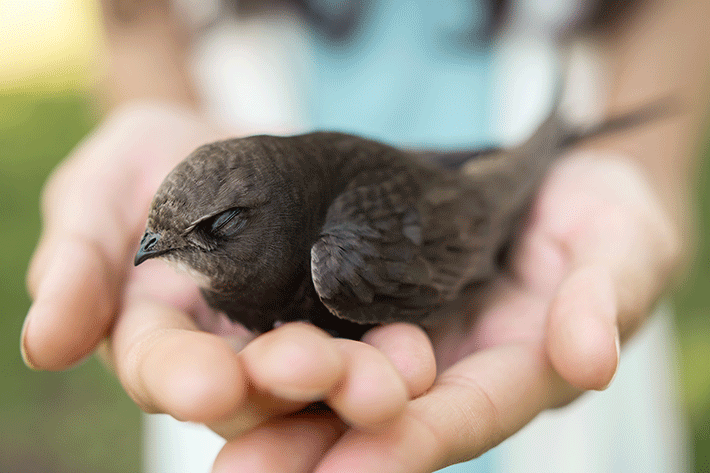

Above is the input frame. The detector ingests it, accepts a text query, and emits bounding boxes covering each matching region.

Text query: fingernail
[20,307,39,370]
[601,328,621,390]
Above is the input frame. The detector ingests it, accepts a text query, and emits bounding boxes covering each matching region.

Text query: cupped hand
[23,101,223,370]
[22,102,436,452]
[210,152,680,473]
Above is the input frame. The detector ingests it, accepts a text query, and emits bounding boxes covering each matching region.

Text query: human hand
[22,102,436,451]
[210,152,680,473]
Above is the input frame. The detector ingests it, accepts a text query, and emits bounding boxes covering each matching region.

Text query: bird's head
[134,137,305,293]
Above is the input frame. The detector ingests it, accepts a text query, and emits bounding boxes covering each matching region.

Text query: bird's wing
[310,174,444,324]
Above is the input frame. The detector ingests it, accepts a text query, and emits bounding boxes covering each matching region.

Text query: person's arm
[587,0,709,252]
[97,0,198,109]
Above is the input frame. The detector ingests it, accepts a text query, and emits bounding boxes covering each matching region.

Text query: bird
[134,98,672,339]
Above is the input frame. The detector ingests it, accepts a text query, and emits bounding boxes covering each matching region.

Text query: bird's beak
[134,231,167,266]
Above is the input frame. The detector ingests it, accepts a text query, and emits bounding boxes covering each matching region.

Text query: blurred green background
[0,1,708,472]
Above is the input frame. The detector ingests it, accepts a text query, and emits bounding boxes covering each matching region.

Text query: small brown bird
[134,100,670,339]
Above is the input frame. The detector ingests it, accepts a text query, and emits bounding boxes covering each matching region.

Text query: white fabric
[143,414,225,473]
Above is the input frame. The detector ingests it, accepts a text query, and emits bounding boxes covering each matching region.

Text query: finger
[238,323,413,435]
[525,157,679,389]
[206,390,308,440]
[23,104,223,371]
[22,235,121,370]
[212,323,346,439]
[27,155,135,295]
[567,198,676,339]
[212,414,346,473]
[546,265,620,391]
[240,323,346,402]
[315,343,574,473]
[110,277,248,424]
[26,228,57,297]
[326,339,408,431]
[23,161,135,370]
[540,156,679,338]
[361,323,437,398]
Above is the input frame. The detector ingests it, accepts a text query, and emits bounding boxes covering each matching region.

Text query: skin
[21,0,709,471]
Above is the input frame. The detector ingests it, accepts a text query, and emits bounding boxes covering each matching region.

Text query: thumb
[22,157,134,370]
[546,265,620,391]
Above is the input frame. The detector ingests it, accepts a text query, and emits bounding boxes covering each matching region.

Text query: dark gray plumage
[134,99,671,339]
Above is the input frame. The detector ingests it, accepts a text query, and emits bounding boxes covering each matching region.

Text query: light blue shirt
[304,0,494,149]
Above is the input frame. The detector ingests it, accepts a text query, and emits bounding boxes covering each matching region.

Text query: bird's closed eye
[201,207,247,238]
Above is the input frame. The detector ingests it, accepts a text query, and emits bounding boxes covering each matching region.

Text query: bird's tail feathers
[560,94,680,147]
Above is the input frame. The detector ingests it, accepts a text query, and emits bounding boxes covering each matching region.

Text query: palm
[431,155,617,369]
